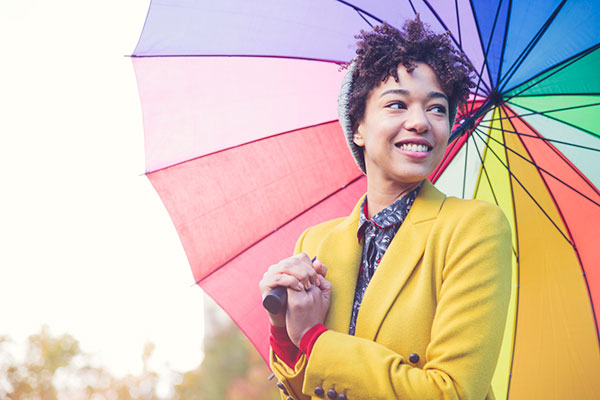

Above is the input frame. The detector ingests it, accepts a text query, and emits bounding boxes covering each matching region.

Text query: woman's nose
[404,107,430,134]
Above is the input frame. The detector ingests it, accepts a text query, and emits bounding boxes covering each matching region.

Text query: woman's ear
[353,125,365,147]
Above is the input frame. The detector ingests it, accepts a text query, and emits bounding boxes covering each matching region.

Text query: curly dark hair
[348,18,475,135]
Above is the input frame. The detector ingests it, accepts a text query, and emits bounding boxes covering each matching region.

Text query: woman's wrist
[299,323,328,358]
[269,313,286,327]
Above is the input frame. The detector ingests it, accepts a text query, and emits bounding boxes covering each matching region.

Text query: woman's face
[354,62,450,189]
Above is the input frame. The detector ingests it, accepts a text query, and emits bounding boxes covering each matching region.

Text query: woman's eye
[429,105,447,114]
[387,102,406,110]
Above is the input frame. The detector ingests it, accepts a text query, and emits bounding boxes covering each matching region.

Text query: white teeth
[399,143,430,152]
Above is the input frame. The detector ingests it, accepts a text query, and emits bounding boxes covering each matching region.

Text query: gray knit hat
[337,61,366,174]
[337,60,459,175]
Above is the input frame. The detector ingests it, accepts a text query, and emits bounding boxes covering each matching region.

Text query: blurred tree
[0,326,161,400]
[172,296,280,400]
[0,300,281,399]
[2,325,79,400]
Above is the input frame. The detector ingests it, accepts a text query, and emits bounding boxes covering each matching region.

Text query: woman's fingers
[312,259,328,279]
[259,273,303,297]
[318,276,332,303]
[260,253,328,298]
[268,253,319,290]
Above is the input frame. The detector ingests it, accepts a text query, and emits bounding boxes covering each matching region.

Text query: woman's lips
[395,142,432,158]
[396,143,431,152]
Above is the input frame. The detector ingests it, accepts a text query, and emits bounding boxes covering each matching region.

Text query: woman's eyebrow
[380,89,448,102]
[428,91,449,102]
[380,89,409,97]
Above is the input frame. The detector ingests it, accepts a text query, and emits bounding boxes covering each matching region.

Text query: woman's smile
[395,138,434,158]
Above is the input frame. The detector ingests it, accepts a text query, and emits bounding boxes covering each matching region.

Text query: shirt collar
[357,182,422,240]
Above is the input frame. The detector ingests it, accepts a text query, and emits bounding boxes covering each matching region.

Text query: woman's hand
[259,253,327,327]
[286,275,332,346]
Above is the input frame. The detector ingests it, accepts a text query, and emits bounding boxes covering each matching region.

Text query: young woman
[259,18,512,400]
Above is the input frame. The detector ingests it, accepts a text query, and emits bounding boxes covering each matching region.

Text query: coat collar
[321,180,447,338]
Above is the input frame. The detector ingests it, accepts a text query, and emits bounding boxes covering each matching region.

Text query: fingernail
[316,278,321,287]
[296,283,303,291]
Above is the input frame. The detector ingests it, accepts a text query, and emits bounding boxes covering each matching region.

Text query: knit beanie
[337,61,365,174]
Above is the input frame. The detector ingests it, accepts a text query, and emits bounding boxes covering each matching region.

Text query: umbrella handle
[262,286,287,314]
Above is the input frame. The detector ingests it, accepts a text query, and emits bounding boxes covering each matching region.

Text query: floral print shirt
[349,183,421,335]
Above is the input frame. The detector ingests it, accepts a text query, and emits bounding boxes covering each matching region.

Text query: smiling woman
[260,19,512,400]
[352,63,451,209]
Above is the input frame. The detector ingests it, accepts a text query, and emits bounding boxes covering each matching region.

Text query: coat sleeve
[269,227,312,400]
[302,202,512,400]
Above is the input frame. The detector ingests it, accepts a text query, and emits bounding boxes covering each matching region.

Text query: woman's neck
[365,178,423,219]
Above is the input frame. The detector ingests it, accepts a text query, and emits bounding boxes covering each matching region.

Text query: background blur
[0,1,277,398]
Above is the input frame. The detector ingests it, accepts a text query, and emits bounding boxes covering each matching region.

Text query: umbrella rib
[498,112,521,398]
[472,128,573,245]
[469,128,500,207]
[468,0,506,115]
[481,102,600,155]
[407,0,417,15]
[509,92,600,97]
[468,128,519,258]
[195,175,366,285]
[503,102,600,141]
[502,43,600,101]
[333,1,384,25]
[420,0,492,94]
[354,8,374,28]
[462,137,468,199]
[495,0,512,86]
[476,123,600,153]
[497,0,567,92]
[476,128,600,208]
[454,0,462,48]
[479,101,600,124]
[145,120,340,174]
[130,53,348,65]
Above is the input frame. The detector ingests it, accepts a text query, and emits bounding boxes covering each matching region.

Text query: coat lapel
[320,195,364,333]
[354,180,446,340]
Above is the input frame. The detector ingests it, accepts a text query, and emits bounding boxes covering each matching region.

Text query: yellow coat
[270,180,512,400]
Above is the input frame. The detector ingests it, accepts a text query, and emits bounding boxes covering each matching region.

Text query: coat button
[327,388,337,399]
[276,382,289,395]
[337,394,347,400]
[409,353,420,363]
[314,386,325,397]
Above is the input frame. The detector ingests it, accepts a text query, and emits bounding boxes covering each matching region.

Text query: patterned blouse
[348,183,421,335]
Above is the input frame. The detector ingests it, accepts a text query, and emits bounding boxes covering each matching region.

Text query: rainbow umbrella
[131,1,600,398]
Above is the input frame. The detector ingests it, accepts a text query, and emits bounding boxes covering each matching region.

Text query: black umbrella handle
[262,286,287,314]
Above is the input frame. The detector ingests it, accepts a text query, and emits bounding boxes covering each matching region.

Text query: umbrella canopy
[131,1,600,398]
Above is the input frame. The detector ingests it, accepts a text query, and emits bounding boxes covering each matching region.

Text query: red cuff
[299,323,328,359]
[269,325,299,369]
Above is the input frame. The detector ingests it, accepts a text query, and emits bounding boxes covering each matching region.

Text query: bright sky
[0,0,205,381]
